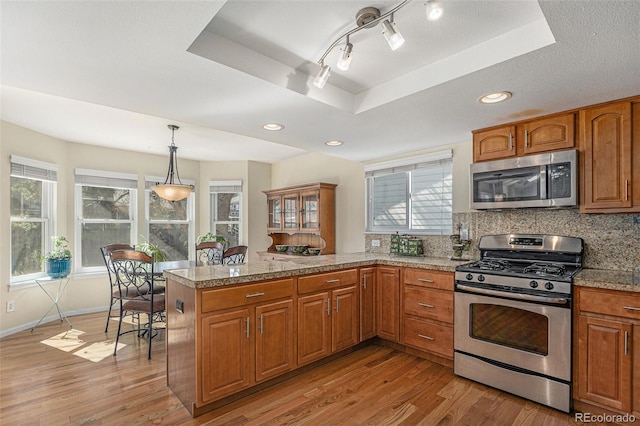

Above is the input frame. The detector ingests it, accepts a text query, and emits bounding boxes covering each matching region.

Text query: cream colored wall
[271,152,366,253]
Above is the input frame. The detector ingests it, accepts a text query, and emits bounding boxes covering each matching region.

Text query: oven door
[454,287,571,381]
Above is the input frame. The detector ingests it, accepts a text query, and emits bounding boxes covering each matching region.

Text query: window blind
[76,168,138,189]
[10,155,58,182]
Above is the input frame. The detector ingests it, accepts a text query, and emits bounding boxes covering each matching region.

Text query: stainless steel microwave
[470,149,577,210]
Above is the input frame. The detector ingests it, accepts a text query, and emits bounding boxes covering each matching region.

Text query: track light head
[336,42,353,71]
[381,18,405,51]
[313,64,331,88]
[426,0,444,21]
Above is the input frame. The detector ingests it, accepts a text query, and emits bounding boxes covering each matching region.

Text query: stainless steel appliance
[470,149,577,210]
[454,234,583,413]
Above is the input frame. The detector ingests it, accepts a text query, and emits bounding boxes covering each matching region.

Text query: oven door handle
[456,284,569,305]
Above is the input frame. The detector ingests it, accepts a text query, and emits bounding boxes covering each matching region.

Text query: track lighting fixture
[312,0,443,89]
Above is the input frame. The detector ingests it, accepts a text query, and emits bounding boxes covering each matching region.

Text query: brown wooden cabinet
[473,113,575,162]
[376,266,400,342]
[264,182,337,254]
[198,278,295,405]
[401,268,454,362]
[297,269,359,366]
[359,267,376,342]
[580,100,639,213]
[574,286,639,416]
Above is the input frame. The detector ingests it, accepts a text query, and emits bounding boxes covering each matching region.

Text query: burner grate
[523,263,567,276]
[471,259,510,271]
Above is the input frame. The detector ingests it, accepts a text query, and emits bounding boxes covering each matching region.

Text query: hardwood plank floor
[0,312,603,425]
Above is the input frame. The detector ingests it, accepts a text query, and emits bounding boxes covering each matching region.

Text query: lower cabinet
[574,286,639,416]
[401,268,454,361]
[376,266,400,342]
[198,279,295,406]
[297,269,359,366]
[359,267,376,341]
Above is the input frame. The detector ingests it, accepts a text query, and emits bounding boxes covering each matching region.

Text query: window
[145,177,195,261]
[210,181,242,247]
[75,169,137,271]
[10,156,57,282]
[366,150,453,235]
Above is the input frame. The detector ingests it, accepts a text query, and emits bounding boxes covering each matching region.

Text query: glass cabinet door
[301,191,319,230]
[283,194,299,229]
[268,196,282,230]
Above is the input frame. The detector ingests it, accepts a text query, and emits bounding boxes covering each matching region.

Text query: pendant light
[152,125,194,202]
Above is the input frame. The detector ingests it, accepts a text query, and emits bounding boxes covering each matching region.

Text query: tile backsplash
[365,209,640,271]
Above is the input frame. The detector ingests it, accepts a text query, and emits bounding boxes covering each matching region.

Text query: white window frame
[75,168,138,274]
[209,180,243,247]
[144,176,195,261]
[9,155,57,286]
[365,150,453,235]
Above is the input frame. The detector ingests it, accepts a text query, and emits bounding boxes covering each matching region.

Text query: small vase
[46,258,72,278]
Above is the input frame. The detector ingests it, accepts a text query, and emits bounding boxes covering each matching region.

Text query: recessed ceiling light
[325,140,343,146]
[262,123,284,131]
[478,91,512,104]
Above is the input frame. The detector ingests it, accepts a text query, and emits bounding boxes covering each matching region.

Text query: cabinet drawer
[403,286,453,323]
[201,279,294,313]
[403,316,453,358]
[298,269,358,294]
[578,287,640,321]
[403,268,453,291]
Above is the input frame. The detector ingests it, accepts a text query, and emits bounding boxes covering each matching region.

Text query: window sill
[9,270,106,292]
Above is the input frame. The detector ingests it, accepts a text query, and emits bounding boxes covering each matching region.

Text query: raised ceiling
[1,1,639,163]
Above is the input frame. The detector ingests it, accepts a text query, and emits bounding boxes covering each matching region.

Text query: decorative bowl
[275,245,289,252]
[290,245,308,254]
[307,248,321,256]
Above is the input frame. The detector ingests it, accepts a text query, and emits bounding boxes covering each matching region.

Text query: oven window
[470,303,548,355]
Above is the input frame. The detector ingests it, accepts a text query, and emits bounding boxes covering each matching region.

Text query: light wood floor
[0,312,593,425]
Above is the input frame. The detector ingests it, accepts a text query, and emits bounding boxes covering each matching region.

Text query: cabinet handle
[326,298,331,316]
[418,278,434,283]
[246,292,265,298]
[524,130,529,148]
[509,133,513,150]
[623,306,640,311]
[326,279,340,283]
[418,334,434,341]
[259,314,264,335]
[335,297,339,312]
[246,317,250,338]
[624,331,629,355]
[363,275,367,290]
[418,303,435,308]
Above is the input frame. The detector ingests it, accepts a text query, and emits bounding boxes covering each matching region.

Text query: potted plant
[135,240,169,262]
[196,232,227,247]
[42,235,72,278]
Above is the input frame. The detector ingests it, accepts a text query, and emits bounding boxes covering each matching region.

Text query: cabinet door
[473,125,517,162]
[576,315,632,412]
[200,309,251,404]
[359,268,376,341]
[332,286,359,352]
[297,292,331,366]
[376,266,400,342]
[519,113,575,155]
[283,193,300,230]
[267,195,283,231]
[255,299,294,382]
[581,102,632,211]
[300,190,320,231]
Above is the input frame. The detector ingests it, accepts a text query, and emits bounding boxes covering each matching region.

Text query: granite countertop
[574,268,640,293]
[163,252,640,293]
[163,253,467,289]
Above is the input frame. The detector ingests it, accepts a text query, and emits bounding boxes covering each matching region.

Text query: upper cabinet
[264,182,337,254]
[580,100,639,213]
[473,113,575,162]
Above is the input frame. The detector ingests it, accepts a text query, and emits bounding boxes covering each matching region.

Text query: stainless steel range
[454,234,583,413]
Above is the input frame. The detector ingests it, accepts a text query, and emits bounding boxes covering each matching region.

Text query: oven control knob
[466,274,473,281]
[545,282,554,290]
[529,280,539,288]
[478,275,485,282]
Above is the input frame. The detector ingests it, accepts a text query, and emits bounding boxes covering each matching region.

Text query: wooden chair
[222,245,248,264]
[110,250,166,359]
[195,241,224,266]
[101,243,134,332]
